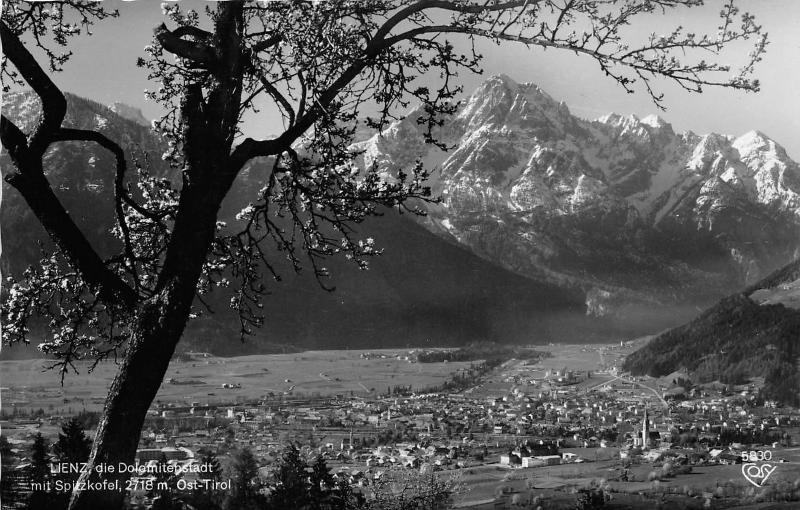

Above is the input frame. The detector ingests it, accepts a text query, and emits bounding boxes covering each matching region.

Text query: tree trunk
[67,298,189,509]
[68,6,246,508]
[68,171,235,510]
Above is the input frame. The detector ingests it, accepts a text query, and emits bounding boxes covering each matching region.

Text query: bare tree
[1,1,767,509]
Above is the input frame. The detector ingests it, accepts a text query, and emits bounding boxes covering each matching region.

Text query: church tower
[642,407,649,449]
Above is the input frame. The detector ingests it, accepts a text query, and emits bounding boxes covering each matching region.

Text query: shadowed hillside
[184,209,648,354]
[623,259,800,405]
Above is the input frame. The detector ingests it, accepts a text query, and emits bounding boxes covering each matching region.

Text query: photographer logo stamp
[741,451,777,487]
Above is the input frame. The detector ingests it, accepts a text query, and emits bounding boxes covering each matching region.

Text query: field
[2,342,650,416]
[466,342,645,400]
[450,454,800,509]
[1,349,472,414]
[751,278,800,309]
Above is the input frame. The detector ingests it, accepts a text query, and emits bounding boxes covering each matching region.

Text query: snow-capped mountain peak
[351,76,800,319]
[732,130,788,161]
[640,114,672,132]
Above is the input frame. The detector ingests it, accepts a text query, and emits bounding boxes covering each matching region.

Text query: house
[718,453,742,465]
[521,457,544,468]
[533,455,561,466]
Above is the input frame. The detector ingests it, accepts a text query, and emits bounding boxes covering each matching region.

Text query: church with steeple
[641,407,649,449]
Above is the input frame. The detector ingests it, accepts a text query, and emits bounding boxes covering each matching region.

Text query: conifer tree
[188,451,224,510]
[28,433,54,510]
[54,418,92,464]
[29,433,50,480]
[268,444,309,509]
[223,447,264,510]
[50,419,92,510]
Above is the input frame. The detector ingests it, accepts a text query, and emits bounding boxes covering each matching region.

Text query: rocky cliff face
[109,102,150,127]
[352,75,800,320]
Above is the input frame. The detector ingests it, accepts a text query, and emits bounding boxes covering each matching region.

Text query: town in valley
[3,341,799,509]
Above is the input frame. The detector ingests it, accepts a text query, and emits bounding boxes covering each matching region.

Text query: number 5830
[741,450,772,462]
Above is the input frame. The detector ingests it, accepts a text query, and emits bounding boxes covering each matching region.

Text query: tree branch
[172,25,213,40]
[229,0,763,168]
[258,75,296,128]
[154,23,216,66]
[0,20,66,157]
[53,128,142,289]
[1,22,139,310]
[4,167,139,309]
[250,33,282,54]
[0,114,28,160]
[373,0,528,42]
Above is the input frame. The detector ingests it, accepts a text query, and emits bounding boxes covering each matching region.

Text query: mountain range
[353,74,800,326]
[0,90,627,358]
[3,76,800,356]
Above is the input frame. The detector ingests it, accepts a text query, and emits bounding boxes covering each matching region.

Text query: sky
[30,0,800,160]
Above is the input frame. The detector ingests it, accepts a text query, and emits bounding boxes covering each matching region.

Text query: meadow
[1,349,472,414]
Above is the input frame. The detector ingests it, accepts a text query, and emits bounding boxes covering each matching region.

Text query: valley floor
[3,341,798,510]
